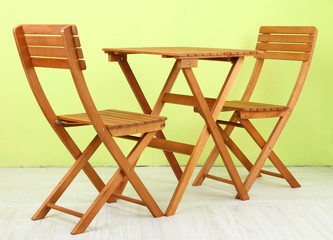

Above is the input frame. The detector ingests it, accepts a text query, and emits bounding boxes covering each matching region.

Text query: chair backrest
[14,24,106,138]
[255,26,317,61]
[242,26,318,110]
[14,24,86,70]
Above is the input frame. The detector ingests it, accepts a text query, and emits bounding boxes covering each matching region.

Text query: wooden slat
[26,36,64,46]
[111,193,146,206]
[260,169,284,178]
[47,203,83,218]
[223,101,289,111]
[239,110,288,119]
[31,57,70,69]
[205,174,233,185]
[258,34,314,43]
[28,47,67,58]
[260,26,316,34]
[109,121,165,137]
[25,35,81,47]
[216,120,243,128]
[119,135,195,155]
[255,52,309,61]
[256,43,312,52]
[22,24,78,35]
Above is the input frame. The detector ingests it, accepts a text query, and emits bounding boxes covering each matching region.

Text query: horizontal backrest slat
[255,52,309,61]
[31,57,86,70]
[31,57,70,69]
[26,35,63,46]
[29,47,66,58]
[256,43,312,52]
[28,46,84,58]
[25,36,81,47]
[258,34,314,43]
[22,24,78,35]
[260,26,316,34]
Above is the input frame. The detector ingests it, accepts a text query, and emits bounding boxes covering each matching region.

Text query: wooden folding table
[103,47,261,216]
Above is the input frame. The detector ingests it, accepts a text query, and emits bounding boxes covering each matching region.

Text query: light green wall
[1,0,332,167]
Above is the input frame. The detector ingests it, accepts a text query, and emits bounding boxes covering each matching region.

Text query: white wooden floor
[0,167,332,240]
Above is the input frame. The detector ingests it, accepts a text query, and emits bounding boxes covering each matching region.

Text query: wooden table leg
[116,57,183,180]
[109,60,183,197]
[183,67,249,200]
[165,57,249,216]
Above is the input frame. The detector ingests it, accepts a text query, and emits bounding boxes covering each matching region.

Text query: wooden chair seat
[58,109,166,136]
[222,101,289,119]
[194,100,289,119]
[223,101,288,112]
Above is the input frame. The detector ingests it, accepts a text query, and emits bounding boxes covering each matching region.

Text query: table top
[103,47,262,59]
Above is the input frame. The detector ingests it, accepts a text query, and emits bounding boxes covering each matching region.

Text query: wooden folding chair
[13,24,166,234]
[193,26,318,197]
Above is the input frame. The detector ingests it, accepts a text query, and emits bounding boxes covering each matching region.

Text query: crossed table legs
[111,55,250,216]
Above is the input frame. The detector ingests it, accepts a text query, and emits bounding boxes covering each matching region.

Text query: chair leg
[54,126,117,202]
[217,125,261,174]
[236,116,291,198]
[193,120,260,186]
[71,170,125,234]
[32,135,101,220]
[192,145,220,186]
[240,119,301,188]
[71,131,163,235]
